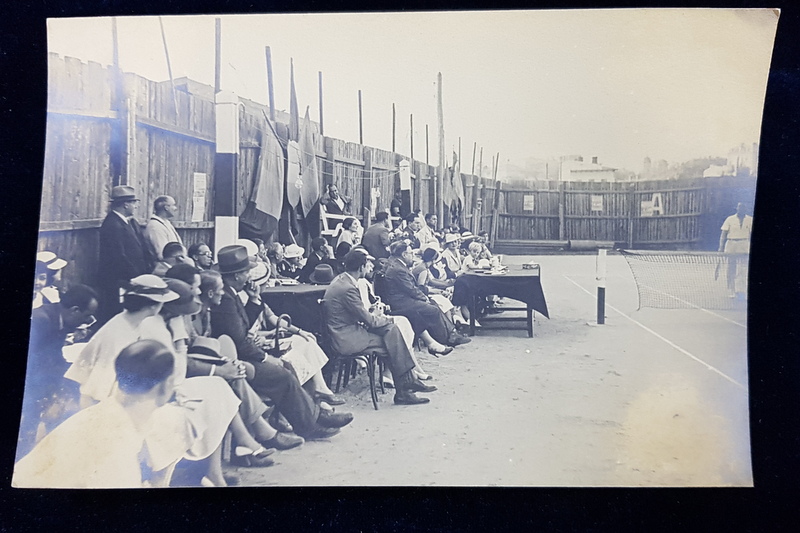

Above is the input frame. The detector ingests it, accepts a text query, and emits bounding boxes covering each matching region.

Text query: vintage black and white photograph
[13,9,778,488]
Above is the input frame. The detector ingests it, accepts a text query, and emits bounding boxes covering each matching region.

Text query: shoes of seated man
[260,432,305,450]
[317,410,354,429]
[394,390,430,405]
[406,379,437,394]
[447,333,472,346]
[268,410,294,434]
[304,426,341,440]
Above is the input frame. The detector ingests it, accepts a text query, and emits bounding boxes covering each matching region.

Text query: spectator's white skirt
[279,336,329,385]
[145,376,240,470]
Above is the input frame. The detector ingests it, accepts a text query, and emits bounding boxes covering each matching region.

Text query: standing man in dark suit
[361,211,392,259]
[209,245,353,440]
[17,284,99,461]
[323,250,437,405]
[96,186,155,324]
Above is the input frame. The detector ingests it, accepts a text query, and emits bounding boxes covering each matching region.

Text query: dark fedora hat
[110,185,139,202]
[309,264,335,284]
[217,244,258,274]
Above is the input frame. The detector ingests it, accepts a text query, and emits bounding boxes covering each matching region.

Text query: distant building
[559,156,618,182]
[701,143,758,178]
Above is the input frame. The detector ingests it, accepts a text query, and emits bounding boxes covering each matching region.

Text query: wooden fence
[495,176,756,249]
[37,53,754,289]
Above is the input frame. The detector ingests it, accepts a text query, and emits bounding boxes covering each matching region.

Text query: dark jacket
[361,223,391,259]
[382,256,429,311]
[209,286,265,363]
[27,303,71,399]
[97,212,154,288]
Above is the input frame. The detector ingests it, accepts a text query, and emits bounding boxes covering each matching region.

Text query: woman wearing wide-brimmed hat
[65,275,245,486]
[32,251,68,309]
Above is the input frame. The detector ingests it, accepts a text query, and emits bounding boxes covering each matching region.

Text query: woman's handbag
[265,314,294,359]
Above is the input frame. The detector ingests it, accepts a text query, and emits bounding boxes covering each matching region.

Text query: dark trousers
[391,300,453,345]
[364,322,416,379]
[246,361,319,438]
[96,281,124,327]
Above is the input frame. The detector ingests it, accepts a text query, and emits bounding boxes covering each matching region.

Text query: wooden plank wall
[38,53,757,295]
[493,177,754,249]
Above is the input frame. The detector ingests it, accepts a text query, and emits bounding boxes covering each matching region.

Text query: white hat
[444,233,459,244]
[284,244,305,259]
[125,274,180,303]
[235,239,259,258]
[249,262,270,286]
[36,251,68,270]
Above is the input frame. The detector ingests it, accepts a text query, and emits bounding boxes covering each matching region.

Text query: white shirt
[721,214,753,241]
[13,398,147,488]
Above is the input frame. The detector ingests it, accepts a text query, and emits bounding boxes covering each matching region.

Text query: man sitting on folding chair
[322,250,437,406]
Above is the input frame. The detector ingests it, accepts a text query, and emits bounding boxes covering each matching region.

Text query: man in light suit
[144,195,183,261]
[323,250,437,405]
[96,186,155,324]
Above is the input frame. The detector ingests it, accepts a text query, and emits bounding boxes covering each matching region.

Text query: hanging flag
[240,116,285,240]
[285,58,302,208]
[452,150,465,210]
[298,106,321,215]
[288,58,300,142]
[286,140,302,208]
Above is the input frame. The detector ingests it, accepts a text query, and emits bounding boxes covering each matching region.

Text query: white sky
[47,9,778,173]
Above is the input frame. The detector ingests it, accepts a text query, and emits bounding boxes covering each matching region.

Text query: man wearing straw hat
[96,186,155,324]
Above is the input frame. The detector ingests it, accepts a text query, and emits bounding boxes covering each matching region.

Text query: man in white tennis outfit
[718,202,752,298]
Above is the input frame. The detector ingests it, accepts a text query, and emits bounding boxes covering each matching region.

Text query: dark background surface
[1,1,798,530]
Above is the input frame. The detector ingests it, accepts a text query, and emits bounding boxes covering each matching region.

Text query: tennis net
[620,250,749,310]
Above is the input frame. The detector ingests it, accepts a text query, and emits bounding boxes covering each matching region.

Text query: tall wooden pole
[392,103,396,153]
[318,71,324,135]
[479,147,483,178]
[410,114,414,161]
[471,141,477,177]
[215,18,221,93]
[358,90,363,145]
[265,47,275,121]
[436,72,445,226]
[110,17,123,187]
[425,124,429,166]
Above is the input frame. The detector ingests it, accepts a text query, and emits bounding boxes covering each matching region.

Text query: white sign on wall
[591,195,604,212]
[523,194,535,211]
[191,172,207,222]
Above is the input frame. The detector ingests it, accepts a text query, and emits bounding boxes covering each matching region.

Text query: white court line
[638,283,746,329]
[563,275,747,391]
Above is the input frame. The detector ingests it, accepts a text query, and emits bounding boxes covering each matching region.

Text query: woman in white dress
[66,275,268,487]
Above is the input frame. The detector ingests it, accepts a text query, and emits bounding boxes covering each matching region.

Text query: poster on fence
[191,172,207,222]
[523,194,535,211]
[591,195,604,212]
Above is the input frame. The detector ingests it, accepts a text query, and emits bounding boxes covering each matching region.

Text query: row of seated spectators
[17,186,487,487]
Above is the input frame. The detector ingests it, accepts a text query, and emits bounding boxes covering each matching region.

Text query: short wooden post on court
[596,248,607,324]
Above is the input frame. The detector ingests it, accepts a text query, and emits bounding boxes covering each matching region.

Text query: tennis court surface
[234,253,751,487]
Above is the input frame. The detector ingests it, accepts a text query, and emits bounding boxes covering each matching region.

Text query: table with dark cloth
[454,266,549,337]
[259,283,328,335]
